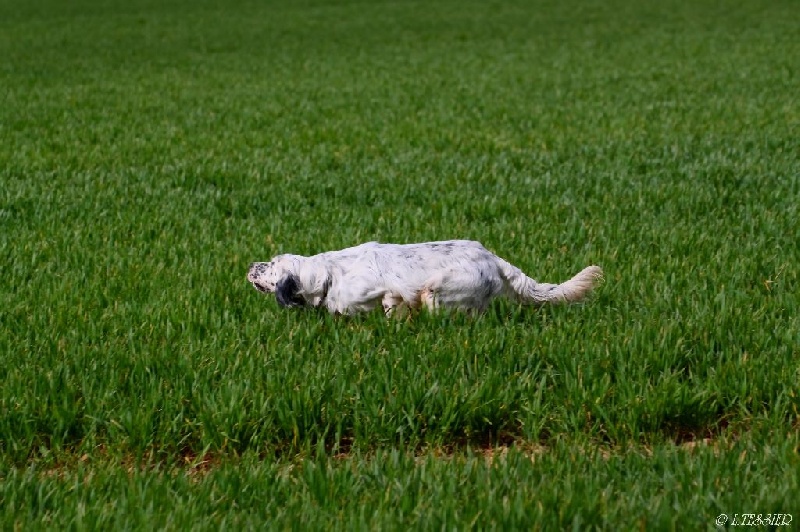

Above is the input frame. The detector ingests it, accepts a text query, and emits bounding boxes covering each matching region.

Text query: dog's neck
[316,277,331,309]
[294,256,333,308]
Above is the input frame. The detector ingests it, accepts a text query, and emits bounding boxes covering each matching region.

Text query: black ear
[275,274,305,308]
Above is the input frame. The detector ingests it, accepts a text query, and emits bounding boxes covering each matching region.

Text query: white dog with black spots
[247,240,602,315]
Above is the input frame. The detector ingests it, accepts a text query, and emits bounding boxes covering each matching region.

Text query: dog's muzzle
[251,282,270,293]
[247,262,273,293]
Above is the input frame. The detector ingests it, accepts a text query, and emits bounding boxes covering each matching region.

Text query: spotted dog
[247,240,603,315]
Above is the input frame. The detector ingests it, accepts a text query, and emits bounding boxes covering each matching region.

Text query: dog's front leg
[381,292,407,318]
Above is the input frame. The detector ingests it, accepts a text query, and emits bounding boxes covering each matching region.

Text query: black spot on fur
[276,274,305,308]
[431,242,454,255]
[481,278,495,296]
[249,262,268,277]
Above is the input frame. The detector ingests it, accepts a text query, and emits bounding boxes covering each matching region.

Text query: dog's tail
[497,259,603,305]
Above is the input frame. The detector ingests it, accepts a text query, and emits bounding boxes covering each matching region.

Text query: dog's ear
[275,274,305,308]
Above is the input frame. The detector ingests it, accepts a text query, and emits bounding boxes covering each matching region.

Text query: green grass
[4,440,798,530]
[1,0,799,528]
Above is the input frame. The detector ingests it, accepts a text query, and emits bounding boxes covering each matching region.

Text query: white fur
[247,240,603,315]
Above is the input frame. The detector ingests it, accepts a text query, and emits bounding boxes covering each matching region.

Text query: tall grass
[1,0,798,527]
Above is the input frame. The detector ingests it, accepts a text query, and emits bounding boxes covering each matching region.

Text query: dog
[247,240,602,315]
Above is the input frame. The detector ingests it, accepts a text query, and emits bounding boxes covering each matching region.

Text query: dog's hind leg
[418,286,439,312]
[418,269,502,312]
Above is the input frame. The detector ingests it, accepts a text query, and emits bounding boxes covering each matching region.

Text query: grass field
[1,0,799,528]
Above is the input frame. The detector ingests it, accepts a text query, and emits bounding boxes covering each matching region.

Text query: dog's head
[247,255,306,308]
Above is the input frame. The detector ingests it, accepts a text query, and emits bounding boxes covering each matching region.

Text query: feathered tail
[498,260,603,305]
